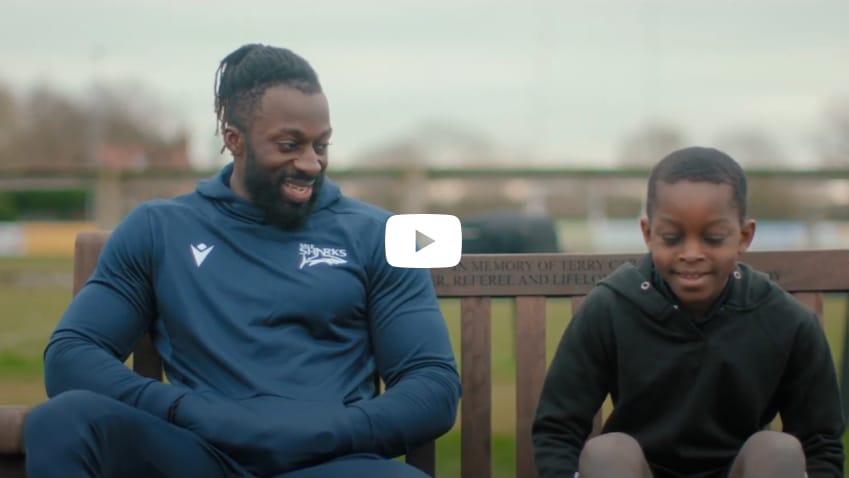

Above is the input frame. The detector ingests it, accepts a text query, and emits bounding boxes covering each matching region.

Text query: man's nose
[293,150,322,176]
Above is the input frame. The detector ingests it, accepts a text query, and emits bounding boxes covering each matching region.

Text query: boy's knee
[580,432,644,467]
[731,430,806,478]
[744,430,804,459]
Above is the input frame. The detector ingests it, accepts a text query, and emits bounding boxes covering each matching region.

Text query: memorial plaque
[430,250,849,297]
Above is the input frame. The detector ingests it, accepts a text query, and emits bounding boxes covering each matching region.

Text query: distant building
[96,135,190,171]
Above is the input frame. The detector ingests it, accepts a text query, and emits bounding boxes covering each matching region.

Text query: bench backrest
[73,231,847,478]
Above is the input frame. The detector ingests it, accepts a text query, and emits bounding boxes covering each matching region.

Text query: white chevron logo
[190,243,214,267]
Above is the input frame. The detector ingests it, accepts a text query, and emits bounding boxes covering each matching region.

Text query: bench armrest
[0,406,30,455]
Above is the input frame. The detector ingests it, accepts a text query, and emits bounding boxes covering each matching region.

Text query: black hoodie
[533,254,845,478]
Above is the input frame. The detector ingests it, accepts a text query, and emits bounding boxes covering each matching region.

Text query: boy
[532,146,844,478]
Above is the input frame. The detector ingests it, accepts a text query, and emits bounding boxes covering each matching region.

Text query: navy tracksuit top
[43,164,461,474]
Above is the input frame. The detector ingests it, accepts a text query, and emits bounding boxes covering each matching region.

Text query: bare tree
[0,80,189,171]
[354,119,496,169]
[713,128,788,168]
[710,128,802,219]
[0,86,17,168]
[817,98,849,167]
[7,84,91,169]
[84,81,173,146]
[617,122,687,168]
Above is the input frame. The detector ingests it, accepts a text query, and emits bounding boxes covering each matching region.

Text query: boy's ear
[738,219,757,253]
[223,126,245,158]
[640,216,652,247]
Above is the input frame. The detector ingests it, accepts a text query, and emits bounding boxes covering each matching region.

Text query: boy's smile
[674,271,711,288]
[641,180,756,316]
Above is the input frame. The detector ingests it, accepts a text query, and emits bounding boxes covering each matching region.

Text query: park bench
[1,230,846,478]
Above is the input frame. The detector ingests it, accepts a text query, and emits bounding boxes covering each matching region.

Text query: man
[25,43,461,478]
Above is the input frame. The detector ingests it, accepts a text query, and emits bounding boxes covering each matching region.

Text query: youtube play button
[416,230,435,251]
[385,214,462,268]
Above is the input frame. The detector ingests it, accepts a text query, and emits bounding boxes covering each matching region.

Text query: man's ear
[223,126,245,158]
[739,219,757,253]
[640,216,652,247]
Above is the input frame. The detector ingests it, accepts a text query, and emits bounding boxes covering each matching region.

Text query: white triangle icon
[190,243,214,267]
[416,230,435,251]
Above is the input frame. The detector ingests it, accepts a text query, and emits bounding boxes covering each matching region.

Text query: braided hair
[214,44,322,139]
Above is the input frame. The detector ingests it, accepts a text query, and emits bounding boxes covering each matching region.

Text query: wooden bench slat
[72,230,108,295]
[132,334,163,380]
[515,296,546,478]
[461,297,492,478]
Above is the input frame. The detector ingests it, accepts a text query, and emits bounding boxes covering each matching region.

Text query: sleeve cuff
[346,405,373,452]
[135,380,188,421]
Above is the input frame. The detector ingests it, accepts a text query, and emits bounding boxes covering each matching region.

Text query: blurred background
[1,0,848,475]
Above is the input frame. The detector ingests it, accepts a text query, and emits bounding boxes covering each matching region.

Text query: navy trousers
[24,390,430,478]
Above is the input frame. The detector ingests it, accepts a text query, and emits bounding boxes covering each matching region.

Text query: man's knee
[25,390,124,476]
[28,391,96,429]
[379,460,431,478]
[283,456,431,478]
[25,390,124,448]
[579,432,646,470]
[327,458,430,478]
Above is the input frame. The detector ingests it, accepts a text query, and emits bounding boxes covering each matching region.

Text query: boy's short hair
[646,146,748,222]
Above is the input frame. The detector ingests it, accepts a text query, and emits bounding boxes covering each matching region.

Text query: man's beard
[243,143,323,230]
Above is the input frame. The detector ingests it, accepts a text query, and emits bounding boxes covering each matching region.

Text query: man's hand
[171,392,355,475]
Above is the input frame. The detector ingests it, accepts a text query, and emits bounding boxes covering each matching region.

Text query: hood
[598,254,776,321]
[195,162,342,223]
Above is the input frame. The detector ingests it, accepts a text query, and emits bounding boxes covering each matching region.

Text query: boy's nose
[679,239,705,261]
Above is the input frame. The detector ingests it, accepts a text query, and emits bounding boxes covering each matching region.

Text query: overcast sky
[2,0,847,169]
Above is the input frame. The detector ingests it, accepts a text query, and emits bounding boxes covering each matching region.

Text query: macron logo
[190,243,214,267]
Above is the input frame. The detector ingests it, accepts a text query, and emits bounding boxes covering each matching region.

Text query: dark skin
[223,85,333,208]
[640,180,756,316]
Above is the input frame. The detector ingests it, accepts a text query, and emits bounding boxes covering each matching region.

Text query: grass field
[1,256,847,476]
